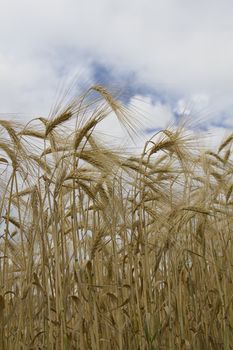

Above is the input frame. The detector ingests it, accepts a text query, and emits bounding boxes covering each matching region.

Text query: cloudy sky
[0,0,233,149]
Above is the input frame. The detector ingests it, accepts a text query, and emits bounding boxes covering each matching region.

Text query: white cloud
[175,94,210,116]
[203,127,231,151]
[0,0,232,146]
[128,95,174,130]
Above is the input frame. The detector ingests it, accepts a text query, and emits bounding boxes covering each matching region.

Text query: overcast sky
[0,0,232,149]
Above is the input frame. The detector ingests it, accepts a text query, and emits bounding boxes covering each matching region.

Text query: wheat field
[0,85,232,349]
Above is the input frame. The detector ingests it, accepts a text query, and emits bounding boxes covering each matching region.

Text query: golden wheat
[0,85,232,350]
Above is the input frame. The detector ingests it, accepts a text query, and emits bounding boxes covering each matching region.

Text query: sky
[0,0,233,150]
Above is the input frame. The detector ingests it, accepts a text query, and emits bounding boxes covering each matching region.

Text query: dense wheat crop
[0,85,232,349]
